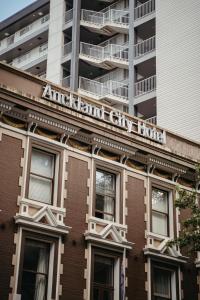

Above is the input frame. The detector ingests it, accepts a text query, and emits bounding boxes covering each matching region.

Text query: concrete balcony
[63,41,72,62]
[80,8,129,36]
[79,42,128,69]
[135,75,156,104]
[10,43,48,71]
[134,0,155,27]
[134,36,156,65]
[0,15,49,56]
[79,76,128,105]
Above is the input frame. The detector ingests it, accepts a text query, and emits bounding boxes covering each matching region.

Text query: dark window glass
[95,170,116,221]
[21,239,50,300]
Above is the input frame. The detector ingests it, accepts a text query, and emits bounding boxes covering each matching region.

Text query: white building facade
[0,0,199,141]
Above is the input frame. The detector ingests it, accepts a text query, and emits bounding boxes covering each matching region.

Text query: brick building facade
[0,62,199,300]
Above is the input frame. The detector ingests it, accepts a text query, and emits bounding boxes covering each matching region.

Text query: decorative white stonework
[144,232,188,264]
[85,217,133,249]
[145,232,180,256]
[15,198,71,235]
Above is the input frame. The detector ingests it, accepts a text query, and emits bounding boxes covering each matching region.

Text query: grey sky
[0,0,37,21]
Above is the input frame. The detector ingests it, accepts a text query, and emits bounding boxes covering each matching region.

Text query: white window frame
[91,250,120,300]
[152,264,178,300]
[151,186,174,238]
[27,146,59,206]
[19,236,55,300]
[95,167,120,223]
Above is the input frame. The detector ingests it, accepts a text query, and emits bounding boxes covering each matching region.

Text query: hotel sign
[42,84,166,144]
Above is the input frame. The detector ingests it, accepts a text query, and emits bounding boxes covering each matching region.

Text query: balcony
[63,9,73,29]
[10,43,48,71]
[0,15,49,56]
[135,75,156,103]
[63,41,72,62]
[62,76,71,88]
[79,76,128,104]
[145,116,157,125]
[134,36,156,64]
[81,9,129,35]
[79,42,128,69]
[134,0,155,26]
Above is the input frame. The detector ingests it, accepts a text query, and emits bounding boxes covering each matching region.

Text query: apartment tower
[0,0,199,141]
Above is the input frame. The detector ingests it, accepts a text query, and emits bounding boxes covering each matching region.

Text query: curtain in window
[34,247,49,300]
[104,196,114,221]
[154,269,171,298]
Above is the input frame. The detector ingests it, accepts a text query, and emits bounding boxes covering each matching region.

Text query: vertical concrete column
[46,0,65,84]
[70,0,81,91]
[128,0,136,116]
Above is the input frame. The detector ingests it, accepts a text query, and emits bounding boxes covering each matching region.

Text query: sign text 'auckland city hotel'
[42,84,166,144]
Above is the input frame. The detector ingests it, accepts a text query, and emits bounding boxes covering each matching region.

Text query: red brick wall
[126,176,147,300]
[60,156,89,300]
[0,134,23,300]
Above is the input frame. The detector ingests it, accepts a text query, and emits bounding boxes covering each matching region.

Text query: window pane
[29,175,52,203]
[103,290,113,300]
[21,240,49,300]
[152,212,168,236]
[154,268,171,298]
[93,288,100,300]
[94,255,113,285]
[96,170,116,221]
[31,149,54,178]
[152,189,168,213]
[96,170,115,196]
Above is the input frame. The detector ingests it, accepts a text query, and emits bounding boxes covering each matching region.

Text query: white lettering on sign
[42,84,166,144]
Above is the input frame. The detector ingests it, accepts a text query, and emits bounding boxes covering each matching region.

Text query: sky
[0,0,37,21]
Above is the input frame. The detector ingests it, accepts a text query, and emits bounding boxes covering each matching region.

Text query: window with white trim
[20,239,50,300]
[28,148,55,204]
[95,169,116,222]
[152,265,178,300]
[152,188,169,236]
[91,250,121,300]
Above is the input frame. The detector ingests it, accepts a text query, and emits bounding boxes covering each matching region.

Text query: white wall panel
[156,0,200,142]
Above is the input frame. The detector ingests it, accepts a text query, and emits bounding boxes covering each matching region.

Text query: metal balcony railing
[134,0,155,20]
[104,9,129,26]
[81,10,104,26]
[104,80,128,100]
[11,43,48,69]
[62,76,71,88]
[79,77,128,101]
[63,42,72,57]
[0,14,49,51]
[80,42,104,60]
[64,9,73,24]
[134,36,155,58]
[80,42,128,63]
[145,116,157,124]
[135,75,156,97]
[81,9,129,27]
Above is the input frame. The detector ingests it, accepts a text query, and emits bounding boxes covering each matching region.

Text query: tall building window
[95,169,116,221]
[20,239,50,300]
[92,254,114,300]
[152,188,169,236]
[28,148,55,204]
